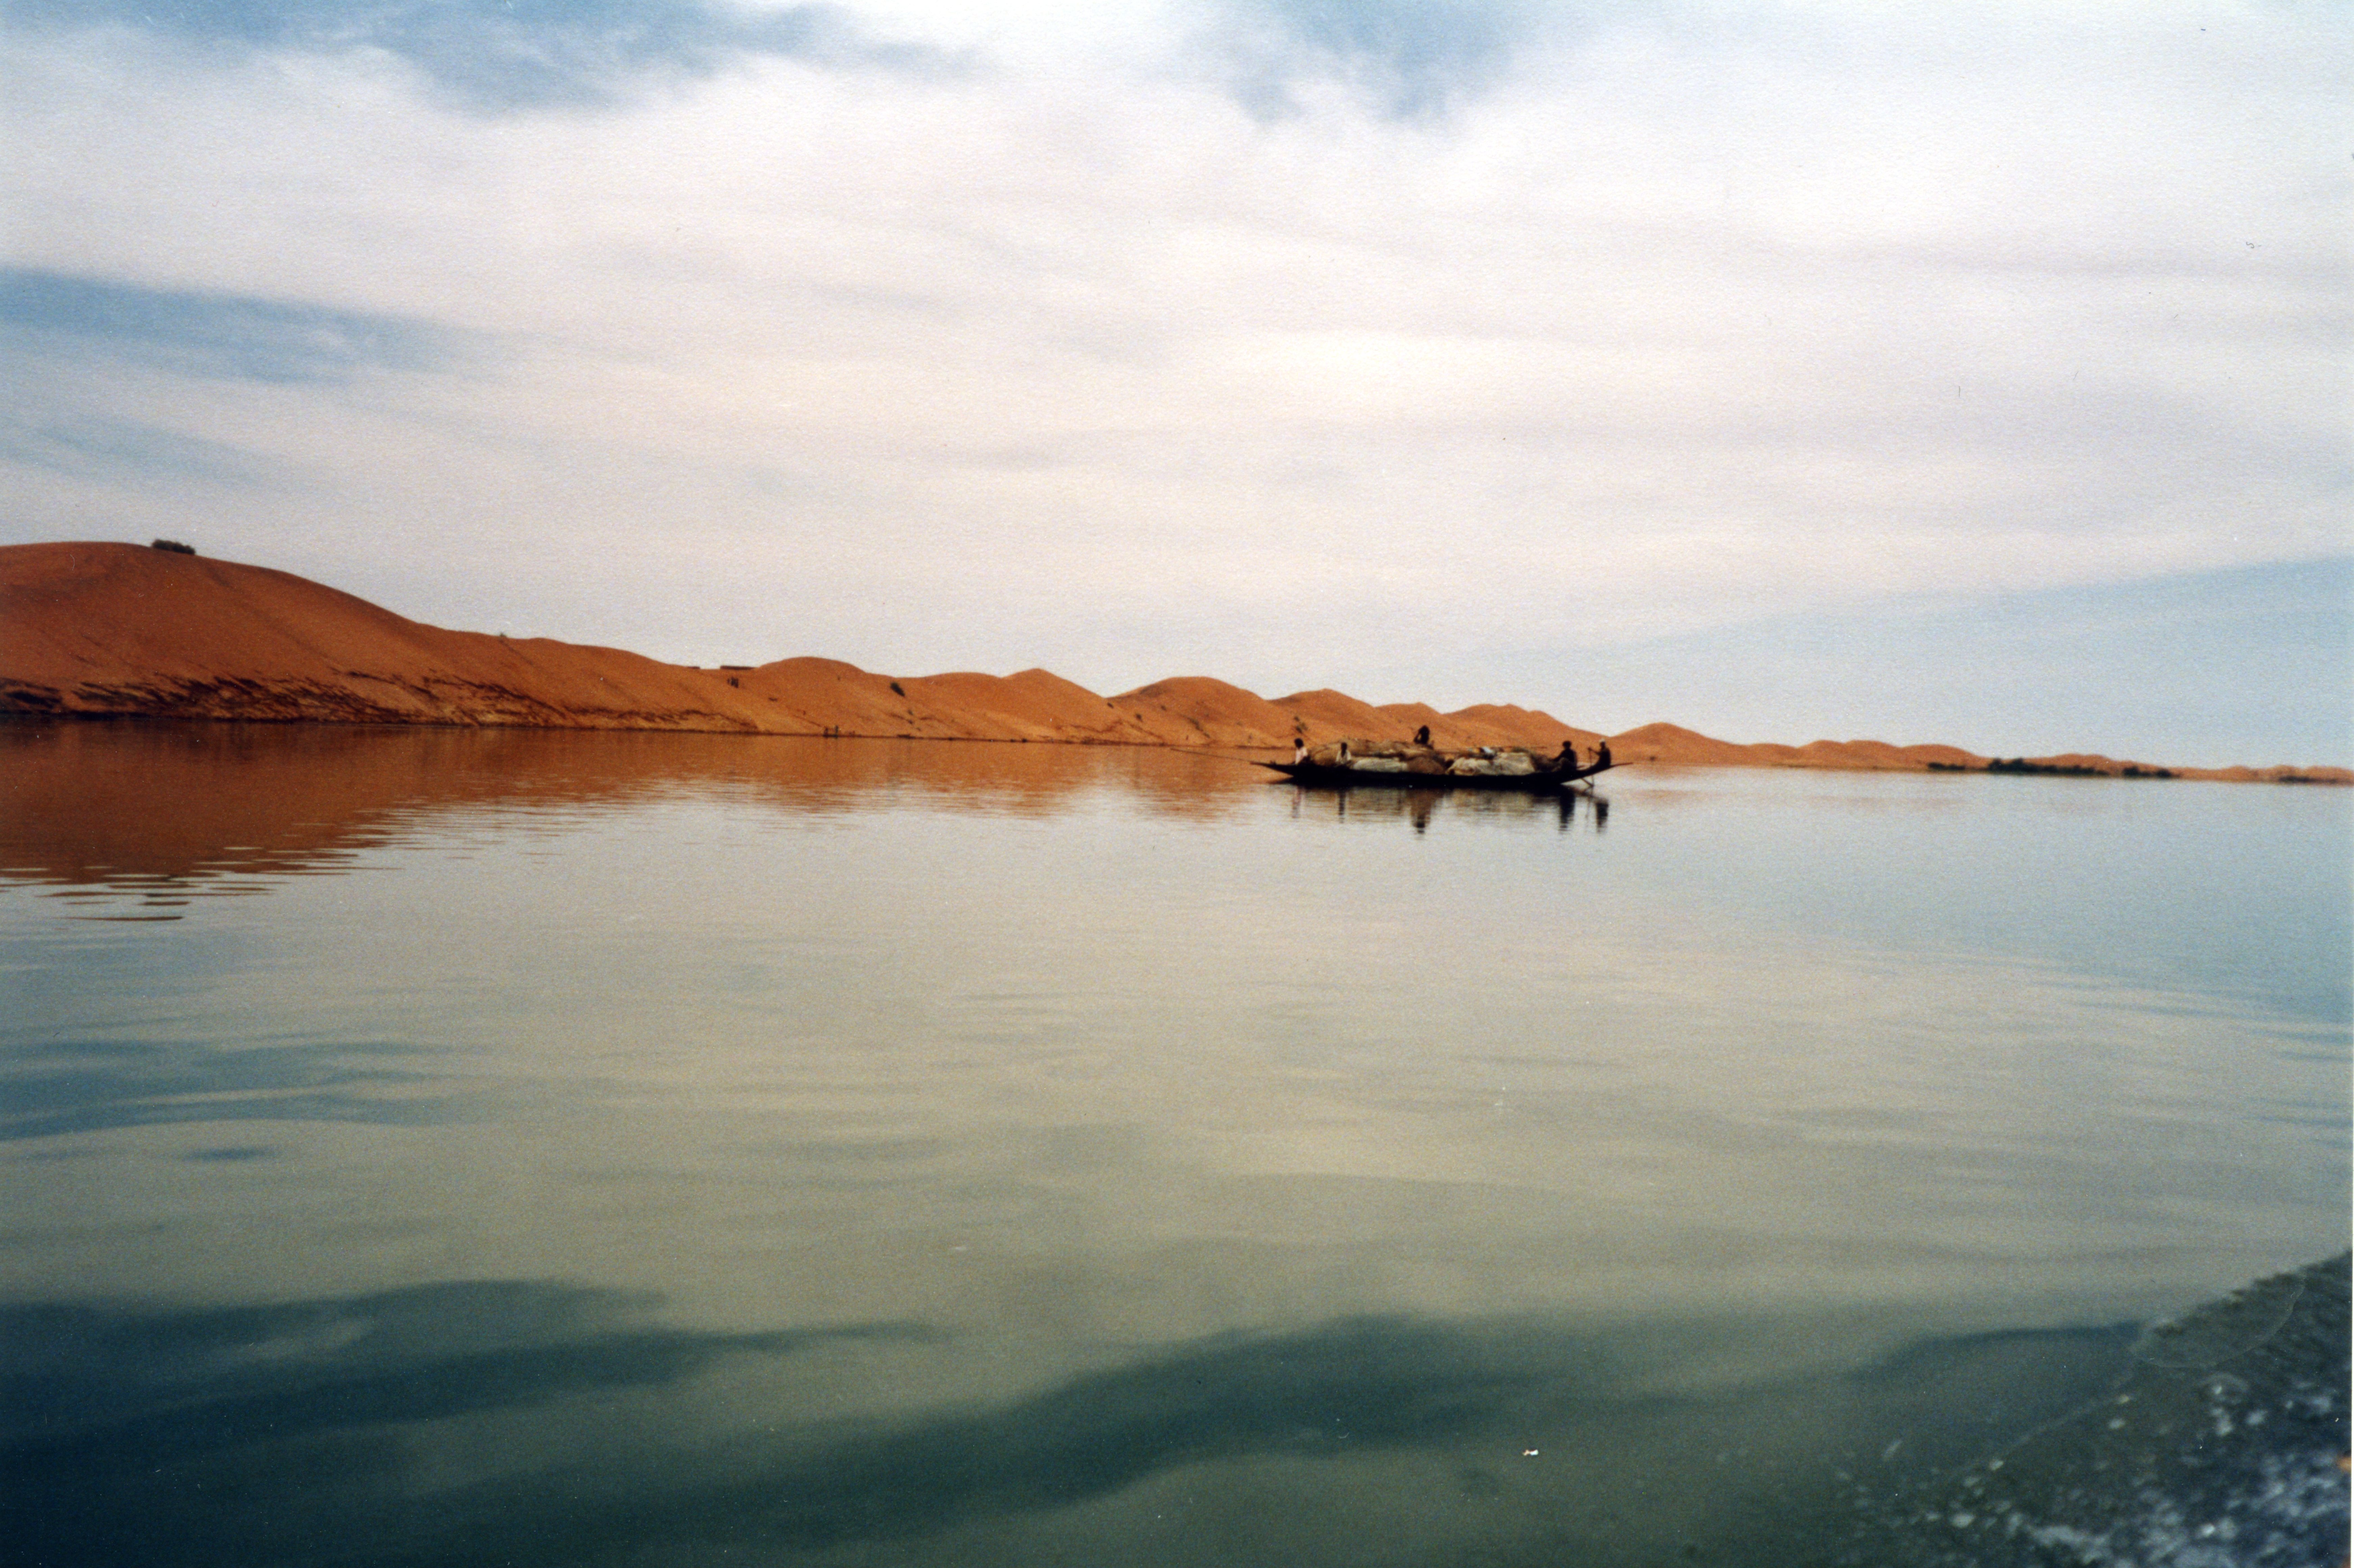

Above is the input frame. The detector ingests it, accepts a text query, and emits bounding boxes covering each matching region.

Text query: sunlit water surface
[2,721,2346,1566]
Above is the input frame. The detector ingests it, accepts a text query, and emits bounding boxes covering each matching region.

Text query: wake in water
[1874,1253,2349,1567]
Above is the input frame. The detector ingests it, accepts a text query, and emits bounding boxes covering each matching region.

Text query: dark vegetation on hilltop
[1930,759,2183,779]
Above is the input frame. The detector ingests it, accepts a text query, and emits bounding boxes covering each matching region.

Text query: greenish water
[1,721,2346,1566]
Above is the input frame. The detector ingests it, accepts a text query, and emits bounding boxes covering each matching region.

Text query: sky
[1,0,2347,767]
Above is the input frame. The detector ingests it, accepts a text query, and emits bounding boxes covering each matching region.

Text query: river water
[1,720,2346,1566]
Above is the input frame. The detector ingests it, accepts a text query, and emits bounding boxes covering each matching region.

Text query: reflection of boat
[1259,753,1613,793]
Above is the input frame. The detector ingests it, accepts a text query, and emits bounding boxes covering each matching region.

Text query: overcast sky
[2,0,2346,765]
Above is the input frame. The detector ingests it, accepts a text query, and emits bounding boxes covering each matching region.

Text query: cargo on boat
[1258,738,1612,792]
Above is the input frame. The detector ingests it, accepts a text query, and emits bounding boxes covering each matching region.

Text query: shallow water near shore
[2,720,2346,1566]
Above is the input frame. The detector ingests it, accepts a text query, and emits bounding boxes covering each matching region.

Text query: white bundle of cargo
[1447,750,1537,776]
[1305,740,1439,770]
[1300,739,1546,776]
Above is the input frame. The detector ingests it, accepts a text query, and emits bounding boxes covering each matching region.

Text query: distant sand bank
[3,542,2343,784]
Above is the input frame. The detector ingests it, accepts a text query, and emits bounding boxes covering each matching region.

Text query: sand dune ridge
[3,543,2342,783]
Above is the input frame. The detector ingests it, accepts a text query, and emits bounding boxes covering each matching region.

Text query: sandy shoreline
[3,542,2344,784]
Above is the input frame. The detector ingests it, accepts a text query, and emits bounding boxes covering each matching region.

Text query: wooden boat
[1258,755,1613,792]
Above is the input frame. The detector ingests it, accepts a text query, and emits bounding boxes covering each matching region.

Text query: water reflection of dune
[4,1258,2340,1568]
[0,722,1269,901]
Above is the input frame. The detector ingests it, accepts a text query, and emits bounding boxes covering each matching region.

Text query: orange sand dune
[1276,687,1400,741]
[911,669,1142,742]
[1896,742,1983,768]
[1258,690,1589,753]
[1371,701,1593,753]
[4,542,2342,782]
[732,659,1165,744]
[1610,723,1767,766]
[3,542,764,730]
[1109,676,1301,748]
[1443,703,1598,752]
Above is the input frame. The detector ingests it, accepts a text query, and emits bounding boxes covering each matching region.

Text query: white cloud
[1,1,2345,746]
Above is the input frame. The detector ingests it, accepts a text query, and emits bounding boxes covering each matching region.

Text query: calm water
[2,720,2346,1567]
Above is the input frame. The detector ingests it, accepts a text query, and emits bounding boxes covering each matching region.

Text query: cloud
[1504,557,2354,766]
[1205,0,1543,118]
[2,0,946,113]
[0,411,277,489]
[0,268,469,385]
[0,2,2344,757]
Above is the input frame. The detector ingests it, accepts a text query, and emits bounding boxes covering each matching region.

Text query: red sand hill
[2,543,2343,782]
[0,543,1580,752]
